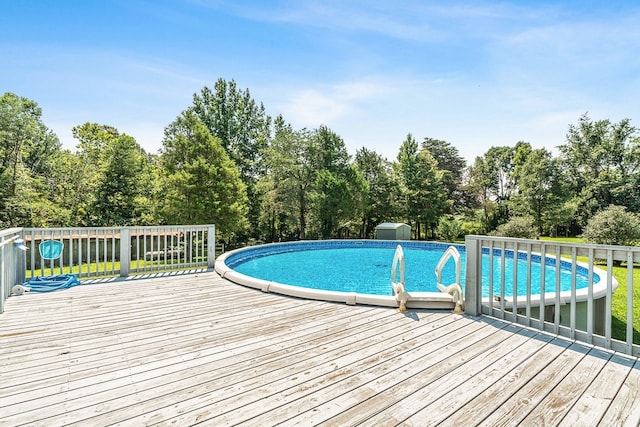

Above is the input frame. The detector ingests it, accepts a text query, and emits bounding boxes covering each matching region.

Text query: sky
[2,0,640,163]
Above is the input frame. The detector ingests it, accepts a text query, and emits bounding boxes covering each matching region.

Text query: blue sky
[3,1,639,163]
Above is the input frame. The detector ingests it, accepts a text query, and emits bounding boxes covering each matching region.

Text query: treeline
[2,81,640,246]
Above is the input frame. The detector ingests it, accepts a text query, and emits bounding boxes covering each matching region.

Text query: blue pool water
[226,241,597,298]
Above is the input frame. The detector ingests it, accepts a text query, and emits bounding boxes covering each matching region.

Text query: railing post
[1,242,5,314]
[120,228,130,277]
[465,235,481,316]
[17,230,26,286]
[207,225,216,269]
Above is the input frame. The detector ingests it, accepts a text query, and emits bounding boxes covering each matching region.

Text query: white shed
[375,222,411,240]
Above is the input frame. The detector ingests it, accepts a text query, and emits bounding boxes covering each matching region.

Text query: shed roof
[375,222,410,230]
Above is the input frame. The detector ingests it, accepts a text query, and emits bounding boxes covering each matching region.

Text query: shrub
[461,220,484,236]
[437,217,463,242]
[581,205,640,246]
[489,216,537,239]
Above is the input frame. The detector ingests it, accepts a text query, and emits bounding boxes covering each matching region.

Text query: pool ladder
[435,246,464,314]
[391,245,408,312]
[391,244,464,313]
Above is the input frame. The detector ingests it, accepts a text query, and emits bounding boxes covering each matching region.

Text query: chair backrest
[39,240,64,260]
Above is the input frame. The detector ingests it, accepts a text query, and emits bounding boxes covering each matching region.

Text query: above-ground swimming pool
[214,240,613,310]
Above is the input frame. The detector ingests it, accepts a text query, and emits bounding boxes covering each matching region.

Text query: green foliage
[0,92,62,227]
[460,218,485,236]
[421,137,466,213]
[559,113,640,226]
[354,147,402,238]
[436,216,463,242]
[263,122,317,239]
[489,216,537,239]
[313,169,352,239]
[8,86,640,248]
[190,79,271,182]
[311,126,361,239]
[396,134,448,238]
[510,148,569,235]
[580,205,640,246]
[160,111,248,235]
[66,123,155,226]
[187,79,272,238]
[91,134,149,226]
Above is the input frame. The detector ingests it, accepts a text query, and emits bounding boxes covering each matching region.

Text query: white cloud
[278,79,394,127]
[5,0,640,167]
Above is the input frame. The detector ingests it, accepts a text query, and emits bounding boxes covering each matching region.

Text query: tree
[354,148,401,238]
[510,148,569,235]
[559,114,640,228]
[160,111,248,235]
[421,137,466,213]
[0,93,62,227]
[466,156,496,232]
[313,168,354,239]
[69,123,121,225]
[311,126,364,239]
[188,79,272,237]
[414,149,448,238]
[69,123,154,226]
[484,146,517,203]
[90,134,150,226]
[467,143,534,233]
[264,121,318,240]
[72,123,119,165]
[396,134,447,238]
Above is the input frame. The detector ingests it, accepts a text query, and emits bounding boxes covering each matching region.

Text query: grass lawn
[27,257,208,279]
[542,237,640,344]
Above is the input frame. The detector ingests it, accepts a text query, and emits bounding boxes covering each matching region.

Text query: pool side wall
[215,240,458,309]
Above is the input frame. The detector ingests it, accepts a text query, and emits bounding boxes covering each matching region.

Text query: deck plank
[558,353,635,426]
[358,326,555,426]
[598,359,640,426]
[33,308,401,426]
[474,341,591,426]
[270,319,515,427]
[518,347,612,426]
[0,271,638,426]
[0,304,350,410]
[176,314,484,426]
[96,312,461,426]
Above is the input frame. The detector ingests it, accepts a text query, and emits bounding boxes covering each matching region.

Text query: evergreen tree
[188,79,272,238]
[160,111,248,235]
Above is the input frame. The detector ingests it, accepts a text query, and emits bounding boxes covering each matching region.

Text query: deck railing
[0,225,216,314]
[465,235,639,357]
[0,228,27,314]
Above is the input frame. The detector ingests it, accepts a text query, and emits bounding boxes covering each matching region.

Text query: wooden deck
[1,271,639,426]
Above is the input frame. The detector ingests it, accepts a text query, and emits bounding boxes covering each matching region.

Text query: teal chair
[39,240,64,260]
[21,240,80,293]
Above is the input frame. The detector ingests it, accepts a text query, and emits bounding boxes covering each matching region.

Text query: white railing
[0,228,27,314]
[465,235,639,357]
[0,225,216,313]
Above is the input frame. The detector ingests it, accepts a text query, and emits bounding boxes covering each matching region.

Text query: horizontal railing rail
[465,235,639,357]
[0,225,215,313]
